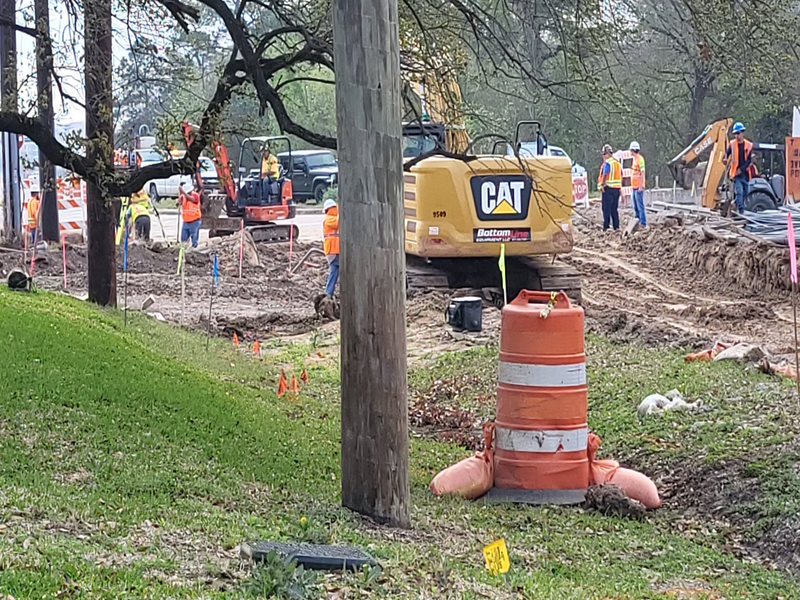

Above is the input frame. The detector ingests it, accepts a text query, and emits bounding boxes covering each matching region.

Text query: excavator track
[406,255,582,305]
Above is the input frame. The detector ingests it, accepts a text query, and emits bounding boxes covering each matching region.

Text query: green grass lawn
[0,288,798,598]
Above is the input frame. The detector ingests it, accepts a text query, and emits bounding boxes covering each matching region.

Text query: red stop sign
[572,177,588,202]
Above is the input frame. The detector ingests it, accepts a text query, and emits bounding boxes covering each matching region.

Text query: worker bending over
[27,193,40,245]
[597,144,622,231]
[629,141,646,227]
[116,189,152,244]
[178,183,202,248]
[322,199,340,297]
[723,121,753,213]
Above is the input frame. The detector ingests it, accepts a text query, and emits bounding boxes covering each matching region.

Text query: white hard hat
[629,141,640,151]
[323,199,337,212]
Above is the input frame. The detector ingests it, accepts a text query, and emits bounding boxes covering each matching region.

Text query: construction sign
[572,174,589,207]
[786,137,800,202]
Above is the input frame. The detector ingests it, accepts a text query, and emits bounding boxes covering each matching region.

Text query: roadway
[150,207,325,244]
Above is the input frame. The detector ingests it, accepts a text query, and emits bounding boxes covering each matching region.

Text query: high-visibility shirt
[129,193,151,222]
[631,154,646,189]
[180,190,202,223]
[322,206,340,256]
[261,153,280,179]
[27,196,40,226]
[600,157,622,189]
[726,139,753,180]
[116,195,150,245]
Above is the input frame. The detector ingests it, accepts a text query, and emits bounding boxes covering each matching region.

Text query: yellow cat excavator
[668,118,786,212]
[401,82,579,303]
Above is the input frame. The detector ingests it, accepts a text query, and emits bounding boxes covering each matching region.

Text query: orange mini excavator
[182,122,298,242]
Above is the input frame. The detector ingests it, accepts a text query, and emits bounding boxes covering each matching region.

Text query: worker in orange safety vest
[322,198,339,297]
[178,182,202,248]
[597,144,622,231]
[629,141,646,227]
[723,121,753,213]
[27,192,40,245]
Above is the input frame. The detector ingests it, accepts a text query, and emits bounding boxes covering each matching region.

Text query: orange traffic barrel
[491,290,588,504]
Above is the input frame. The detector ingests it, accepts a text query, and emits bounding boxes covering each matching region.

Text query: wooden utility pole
[85,0,116,305]
[35,0,58,242]
[333,0,410,526]
[0,0,21,244]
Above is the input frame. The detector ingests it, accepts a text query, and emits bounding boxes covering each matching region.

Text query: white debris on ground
[712,343,766,363]
[637,389,703,419]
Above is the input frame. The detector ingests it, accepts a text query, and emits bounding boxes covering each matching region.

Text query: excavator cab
[402,121,446,158]
[232,136,295,218]
[742,143,785,211]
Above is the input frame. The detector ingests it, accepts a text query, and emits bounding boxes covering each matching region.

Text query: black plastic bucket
[445,296,483,332]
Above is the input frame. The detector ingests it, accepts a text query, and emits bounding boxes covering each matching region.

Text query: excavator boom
[668,118,732,209]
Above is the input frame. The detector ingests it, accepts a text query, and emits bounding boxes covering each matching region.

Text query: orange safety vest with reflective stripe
[631,154,645,189]
[180,190,202,223]
[600,157,622,189]
[727,139,753,179]
[323,206,340,256]
[27,196,40,226]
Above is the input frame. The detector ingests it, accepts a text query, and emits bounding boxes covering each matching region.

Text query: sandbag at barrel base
[588,433,661,509]
[430,423,495,500]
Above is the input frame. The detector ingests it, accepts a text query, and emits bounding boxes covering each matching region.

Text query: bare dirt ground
[571,204,796,360]
[2,235,499,361]
[3,203,793,362]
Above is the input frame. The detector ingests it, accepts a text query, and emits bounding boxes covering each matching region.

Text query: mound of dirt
[584,484,646,520]
[585,311,707,349]
[623,228,792,298]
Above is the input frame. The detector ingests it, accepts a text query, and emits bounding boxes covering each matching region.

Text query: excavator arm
[402,74,470,154]
[180,121,236,202]
[668,118,732,209]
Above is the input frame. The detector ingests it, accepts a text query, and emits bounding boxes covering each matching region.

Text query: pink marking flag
[61,234,67,289]
[789,212,798,284]
[288,223,294,273]
[238,219,244,279]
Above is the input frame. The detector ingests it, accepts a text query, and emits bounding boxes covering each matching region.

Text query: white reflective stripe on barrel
[495,426,588,453]
[497,361,586,387]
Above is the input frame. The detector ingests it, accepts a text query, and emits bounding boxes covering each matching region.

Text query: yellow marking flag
[176,246,185,275]
[498,243,507,306]
[482,538,510,575]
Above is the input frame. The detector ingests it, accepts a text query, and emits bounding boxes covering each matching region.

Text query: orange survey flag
[300,369,309,384]
[289,374,300,393]
[233,332,239,347]
[253,340,261,357]
[277,369,288,398]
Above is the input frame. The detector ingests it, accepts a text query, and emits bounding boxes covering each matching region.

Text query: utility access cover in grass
[241,541,378,571]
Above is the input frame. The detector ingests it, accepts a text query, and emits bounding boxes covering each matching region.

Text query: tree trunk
[688,67,708,141]
[514,0,544,73]
[0,0,21,244]
[85,0,116,305]
[333,0,410,526]
[35,0,58,242]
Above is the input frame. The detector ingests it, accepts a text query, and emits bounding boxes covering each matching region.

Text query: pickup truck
[141,152,218,202]
[278,149,338,203]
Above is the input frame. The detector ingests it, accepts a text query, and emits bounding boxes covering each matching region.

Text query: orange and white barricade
[56,177,87,239]
[614,149,634,206]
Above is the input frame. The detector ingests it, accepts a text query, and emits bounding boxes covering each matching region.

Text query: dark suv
[278,149,338,202]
